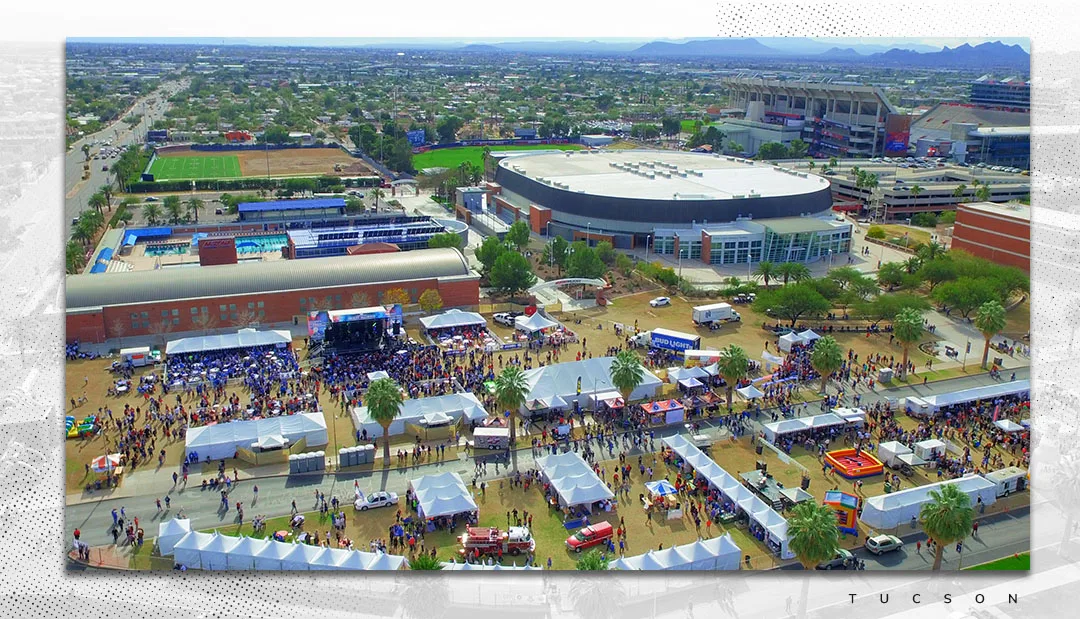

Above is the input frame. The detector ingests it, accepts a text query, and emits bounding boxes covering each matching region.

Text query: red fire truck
[457,526,536,557]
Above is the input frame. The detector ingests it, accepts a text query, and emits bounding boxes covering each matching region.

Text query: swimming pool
[145,244,188,257]
[233,234,288,254]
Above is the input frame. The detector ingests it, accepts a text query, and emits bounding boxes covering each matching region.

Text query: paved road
[64,366,1028,549]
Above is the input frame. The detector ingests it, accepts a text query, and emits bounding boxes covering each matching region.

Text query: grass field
[965,552,1030,570]
[413,144,584,172]
[149,155,242,181]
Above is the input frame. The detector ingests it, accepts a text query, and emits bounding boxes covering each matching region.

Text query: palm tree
[66,241,87,274]
[916,241,946,262]
[609,350,645,404]
[809,336,843,394]
[778,262,811,286]
[806,159,816,173]
[88,192,108,218]
[81,143,91,161]
[828,156,839,171]
[98,184,113,209]
[494,365,529,469]
[919,483,975,570]
[974,300,1007,369]
[893,307,924,380]
[753,261,778,288]
[371,187,385,210]
[909,184,923,212]
[185,197,205,224]
[366,377,404,465]
[975,183,991,202]
[407,554,444,570]
[575,548,610,570]
[903,256,922,274]
[163,195,184,224]
[952,184,967,202]
[788,501,840,570]
[142,202,163,226]
[716,344,749,411]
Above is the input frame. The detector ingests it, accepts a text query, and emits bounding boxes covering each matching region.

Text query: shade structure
[520,356,662,415]
[994,419,1025,433]
[251,537,295,570]
[608,534,742,571]
[419,309,487,330]
[778,332,805,352]
[200,532,242,571]
[440,561,543,571]
[897,452,927,467]
[678,377,704,389]
[171,531,215,569]
[860,475,997,529]
[225,536,271,570]
[913,439,947,461]
[877,441,912,467]
[421,411,454,426]
[186,412,327,460]
[365,553,408,570]
[366,370,390,382]
[166,328,292,355]
[256,434,288,450]
[515,312,558,333]
[735,385,764,400]
[281,542,329,571]
[761,412,849,443]
[645,480,678,497]
[408,472,478,519]
[545,394,569,409]
[905,380,1030,415]
[90,453,122,472]
[535,451,614,509]
[797,329,821,342]
[156,518,191,556]
[352,392,488,438]
[761,350,785,367]
[667,366,709,383]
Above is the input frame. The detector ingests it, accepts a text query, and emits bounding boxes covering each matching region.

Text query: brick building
[66,248,480,344]
[951,201,1030,271]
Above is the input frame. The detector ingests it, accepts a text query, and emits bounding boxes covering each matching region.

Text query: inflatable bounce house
[823,490,860,536]
[824,447,884,479]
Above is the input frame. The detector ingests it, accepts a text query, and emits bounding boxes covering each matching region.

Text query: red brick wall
[528,205,552,235]
[952,206,1030,270]
[700,231,712,265]
[66,311,106,343]
[199,238,238,266]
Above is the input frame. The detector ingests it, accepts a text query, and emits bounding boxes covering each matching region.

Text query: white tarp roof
[834,407,866,424]
[515,312,558,332]
[440,562,543,571]
[522,356,662,410]
[171,531,215,569]
[166,328,292,355]
[762,351,785,366]
[281,543,329,571]
[667,366,709,382]
[878,441,912,466]
[798,329,822,341]
[156,518,190,556]
[995,419,1025,433]
[409,472,478,518]
[352,391,488,438]
[199,532,242,570]
[916,380,1030,411]
[806,412,846,429]
[186,412,327,460]
[761,418,810,442]
[736,385,764,400]
[778,332,805,352]
[915,438,946,450]
[366,370,390,382]
[170,533,404,571]
[535,451,614,508]
[256,434,288,449]
[860,475,998,529]
[678,377,704,389]
[225,536,271,570]
[419,309,486,330]
[898,452,928,466]
[251,537,295,570]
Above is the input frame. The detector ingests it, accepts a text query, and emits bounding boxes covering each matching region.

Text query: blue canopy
[645,480,678,497]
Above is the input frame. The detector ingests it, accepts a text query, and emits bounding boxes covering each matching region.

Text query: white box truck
[692,302,740,326]
[630,328,702,351]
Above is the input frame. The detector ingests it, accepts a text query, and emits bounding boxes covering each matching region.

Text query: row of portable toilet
[338,444,377,468]
[288,452,326,474]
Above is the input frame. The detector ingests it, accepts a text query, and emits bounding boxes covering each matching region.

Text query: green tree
[974,300,1007,369]
[475,236,509,275]
[726,140,743,155]
[952,184,968,201]
[855,293,931,326]
[919,483,975,571]
[753,261,778,288]
[788,139,809,159]
[609,350,645,404]
[716,344,750,411]
[876,262,907,291]
[810,335,844,394]
[866,226,886,240]
[82,143,91,161]
[141,202,163,226]
[366,377,404,465]
[418,289,443,313]
[370,187,385,210]
[567,242,605,279]
[615,252,634,276]
[66,241,87,274]
[575,549,610,571]
[541,235,571,276]
[932,278,1000,318]
[436,116,463,143]
[263,124,290,144]
[505,220,532,251]
[828,156,839,171]
[893,307,925,379]
[427,232,463,249]
[909,184,924,210]
[98,184,113,209]
[975,184,991,202]
[494,365,529,468]
[777,262,812,286]
[756,142,789,161]
[918,258,957,292]
[489,252,537,298]
[938,211,957,224]
[345,196,365,214]
[185,197,204,224]
[88,192,108,218]
[163,195,184,224]
[754,283,831,328]
[407,554,444,570]
[595,241,615,265]
[788,500,841,570]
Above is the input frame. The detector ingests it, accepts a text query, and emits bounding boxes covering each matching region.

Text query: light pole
[827,248,833,271]
[586,222,591,247]
[645,233,651,263]
[675,234,683,280]
[963,340,970,371]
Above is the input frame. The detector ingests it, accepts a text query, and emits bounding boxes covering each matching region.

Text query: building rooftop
[238,198,345,213]
[960,201,1031,222]
[760,217,845,235]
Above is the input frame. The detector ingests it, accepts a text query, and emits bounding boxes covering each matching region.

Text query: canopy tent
[994,419,1025,433]
[250,537,295,570]
[166,328,292,355]
[515,312,558,333]
[225,536,271,570]
[833,407,866,425]
[544,394,569,409]
[860,475,997,529]
[91,453,122,473]
[736,385,764,400]
[521,356,662,415]
[440,561,543,571]
[199,532,242,570]
[779,486,814,505]
[165,531,404,571]
[171,531,215,569]
[877,441,912,468]
[797,329,822,342]
[913,439,947,461]
[645,480,678,497]
[589,390,626,408]
[185,412,328,460]
[702,363,720,377]
[535,451,614,510]
[897,452,928,467]
[352,392,488,438]
[409,472,478,519]
[678,377,704,389]
[366,370,390,382]
[281,543,329,571]
[640,399,685,425]
[1020,418,1031,428]
[156,518,191,556]
[421,411,454,426]
[419,309,487,331]
[778,332,806,352]
[806,412,845,429]
[761,412,847,443]
[761,350,785,369]
[255,434,288,450]
[905,380,1030,415]
[667,366,710,383]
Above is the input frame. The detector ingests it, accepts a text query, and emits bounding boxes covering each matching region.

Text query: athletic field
[148,155,242,181]
[413,144,584,172]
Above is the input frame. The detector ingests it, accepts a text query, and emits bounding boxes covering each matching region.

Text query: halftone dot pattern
[0,5,1074,618]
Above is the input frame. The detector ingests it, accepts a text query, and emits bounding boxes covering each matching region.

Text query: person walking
[972,521,979,537]
[164,495,171,510]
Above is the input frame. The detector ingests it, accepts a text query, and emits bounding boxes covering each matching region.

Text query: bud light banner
[406,130,426,146]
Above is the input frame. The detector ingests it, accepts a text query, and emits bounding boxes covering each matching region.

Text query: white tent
[798,329,822,342]
[225,536,271,570]
[365,553,407,570]
[667,366,710,383]
[898,452,928,467]
[678,377,704,389]
[366,370,390,382]
[251,537,295,570]
[778,332,806,352]
[761,418,810,443]
[834,407,866,426]
[166,328,292,355]
[440,561,542,571]
[515,312,558,333]
[352,391,488,438]
[610,534,742,571]
[994,419,1025,433]
[806,412,846,430]
[521,356,662,414]
[905,380,1030,415]
[171,531,215,569]
[860,475,998,529]
[156,518,191,556]
[281,542,329,571]
[308,547,354,571]
[736,385,764,400]
[409,472,478,518]
[186,412,327,460]
[535,451,614,509]
[761,350,785,369]
[255,434,288,450]
[877,441,912,468]
[419,309,487,330]
[913,439,947,461]
[199,532,242,571]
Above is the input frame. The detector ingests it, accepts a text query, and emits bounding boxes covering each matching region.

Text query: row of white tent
[521,356,663,416]
[165,328,292,356]
[535,451,615,510]
[440,562,543,571]
[663,435,794,559]
[418,309,487,331]
[163,529,406,570]
[860,475,998,529]
[185,412,328,460]
[778,329,821,353]
[761,409,865,443]
[904,379,1030,415]
[352,391,489,438]
[408,471,478,519]
[608,534,742,570]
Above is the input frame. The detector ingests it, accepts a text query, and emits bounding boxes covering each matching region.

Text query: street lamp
[586,222,591,246]
[645,233,651,263]
[827,248,833,271]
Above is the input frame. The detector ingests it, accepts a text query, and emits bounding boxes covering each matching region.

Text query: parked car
[816,548,854,570]
[566,521,614,553]
[354,490,399,511]
[144,196,159,202]
[865,534,904,555]
[493,312,520,327]
[649,296,671,307]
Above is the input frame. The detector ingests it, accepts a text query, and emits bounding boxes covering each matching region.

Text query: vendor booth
[778,332,805,353]
[761,351,785,372]
[640,399,685,425]
[535,451,614,513]
[156,518,191,556]
[859,475,997,529]
[904,380,1031,416]
[994,419,1025,433]
[608,534,741,571]
[521,356,662,415]
[185,412,328,461]
[736,385,765,401]
[984,466,1028,497]
[913,439,947,462]
[166,328,291,355]
[166,531,405,571]
[351,392,489,439]
[418,309,486,331]
[797,329,822,343]
[409,472,478,519]
[515,312,558,333]
[877,441,913,468]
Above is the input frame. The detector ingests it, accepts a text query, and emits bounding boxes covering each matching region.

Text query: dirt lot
[157,146,374,179]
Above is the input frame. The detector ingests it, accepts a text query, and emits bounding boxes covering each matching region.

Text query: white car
[865,534,904,555]
[493,312,517,327]
[649,297,671,307]
[354,490,399,511]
